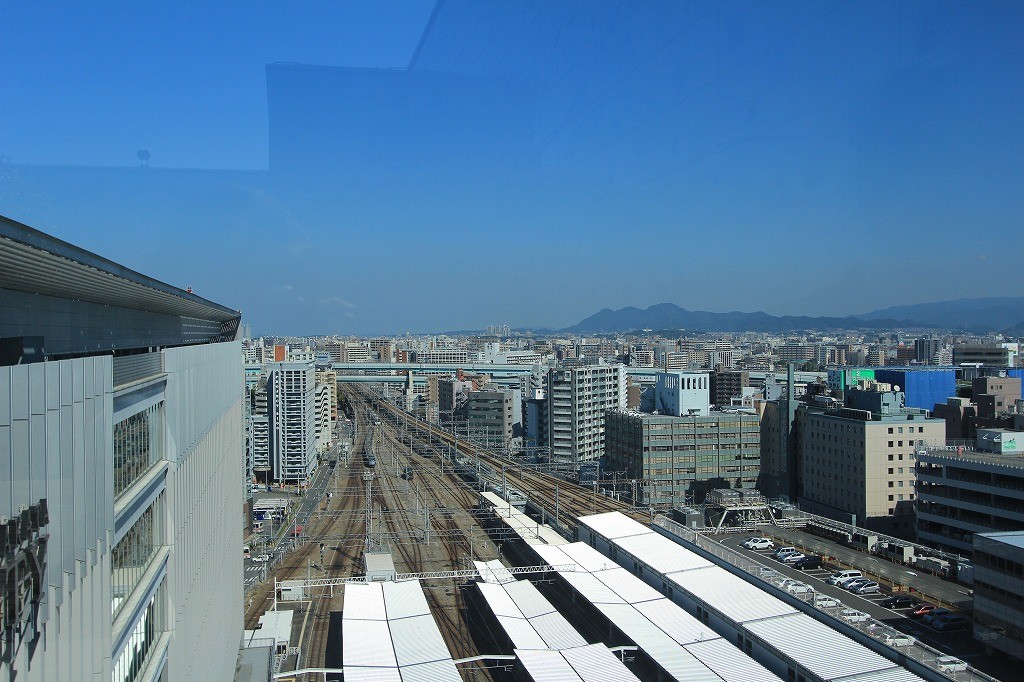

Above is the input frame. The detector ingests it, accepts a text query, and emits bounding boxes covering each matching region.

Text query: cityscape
[3,3,1024,682]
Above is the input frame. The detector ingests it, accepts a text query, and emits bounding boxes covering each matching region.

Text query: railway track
[358,385,648,531]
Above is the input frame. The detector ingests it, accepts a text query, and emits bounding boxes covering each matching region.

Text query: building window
[112,584,165,682]
[114,404,164,498]
[112,498,163,619]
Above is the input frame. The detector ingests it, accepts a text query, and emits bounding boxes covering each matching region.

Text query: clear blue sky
[2,1,1022,335]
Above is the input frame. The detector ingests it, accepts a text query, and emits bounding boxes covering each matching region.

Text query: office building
[972,531,1024,661]
[438,378,474,417]
[466,386,522,448]
[776,344,814,363]
[605,410,760,505]
[653,371,710,417]
[266,361,317,485]
[546,363,626,463]
[973,376,1022,419]
[955,345,1016,367]
[0,215,243,682]
[797,384,945,537]
[917,429,1024,555]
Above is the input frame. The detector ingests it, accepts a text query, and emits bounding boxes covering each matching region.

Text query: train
[364,429,377,467]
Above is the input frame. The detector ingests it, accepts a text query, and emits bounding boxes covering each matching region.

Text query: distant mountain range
[563,297,1024,334]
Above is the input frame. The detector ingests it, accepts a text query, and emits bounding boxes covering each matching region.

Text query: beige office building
[797,387,945,538]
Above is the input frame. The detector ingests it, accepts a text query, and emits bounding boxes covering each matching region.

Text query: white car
[840,609,870,623]
[781,552,807,564]
[253,553,271,563]
[935,656,968,673]
[879,631,915,647]
[853,581,881,595]
[742,537,775,550]
[786,583,813,596]
[814,595,841,609]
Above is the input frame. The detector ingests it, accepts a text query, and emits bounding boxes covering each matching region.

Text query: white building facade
[0,215,244,682]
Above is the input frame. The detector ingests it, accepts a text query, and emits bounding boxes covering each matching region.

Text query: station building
[1,215,244,682]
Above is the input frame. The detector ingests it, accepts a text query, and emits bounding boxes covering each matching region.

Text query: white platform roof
[475,578,587,650]
[480,491,568,546]
[473,559,515,584]
[577,511,653,541]
[665,565,798,623]
[614,532,714,575]
[516,644,642,682]
[530,543,776,682]
[744,615,916,682]
[342,581,461,682]
[591,513,927,682]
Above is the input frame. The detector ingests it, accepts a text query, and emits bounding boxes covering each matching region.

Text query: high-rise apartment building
[914,337,943,365]
[605,410,761,505]
[0,216,243,682]
[711,370,750,407]
[266,361,317,484]
[545,364,626,463]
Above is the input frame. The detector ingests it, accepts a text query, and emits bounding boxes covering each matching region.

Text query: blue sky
[1,1,1022,335]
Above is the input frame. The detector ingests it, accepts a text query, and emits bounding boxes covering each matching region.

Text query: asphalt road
[243,441,342,587]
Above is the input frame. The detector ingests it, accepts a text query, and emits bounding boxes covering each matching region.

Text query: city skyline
[2,1,1022,336]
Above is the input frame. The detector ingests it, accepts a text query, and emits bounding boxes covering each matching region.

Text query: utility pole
[363,471,374,549]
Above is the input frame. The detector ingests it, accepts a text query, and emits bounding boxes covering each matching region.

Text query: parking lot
[714,532,1013,681]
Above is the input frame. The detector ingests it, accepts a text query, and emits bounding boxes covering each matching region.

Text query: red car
[909,604,937,619]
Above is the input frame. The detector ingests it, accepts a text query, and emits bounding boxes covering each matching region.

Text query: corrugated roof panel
[614,533,714,575]
[531,544,572,568]
[558,542,625,573]
[832,668,927,682]
[343,667,404,682]
[529,612,588,650]
[591,603,722,682]
[344,582,387,621]
[343,619,397,667]
[632,599,720,646]
[504,580,557,619]
[666,567,797,624]
[745,614,898,680]
[496,615,548,649]
[477,582,524,618]
[560,571,627,605]
[592,566,664,604]
[560,644,641,682]
[389,614,451,667]
[475,559,515,584]
[515,648,583,681]
[578,512,653,541]
[383,580,430,620]
[399,659,463,682]
[685,638,781,682]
